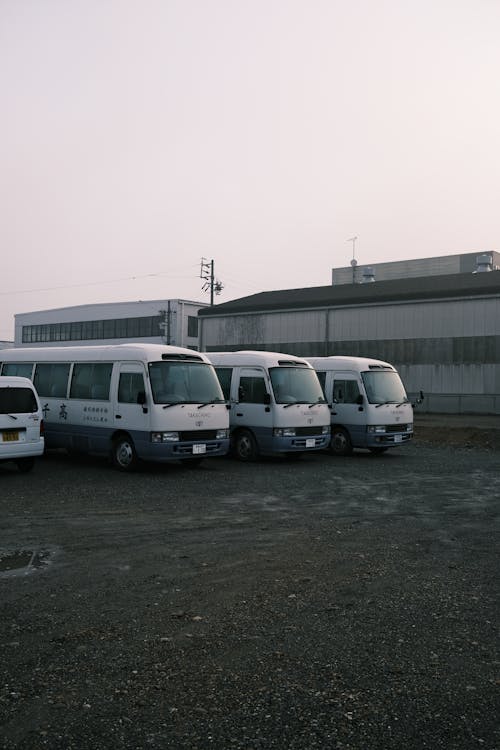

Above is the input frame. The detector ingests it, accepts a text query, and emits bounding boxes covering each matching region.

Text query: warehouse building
[14,299,206,350]
[199,269,500,415]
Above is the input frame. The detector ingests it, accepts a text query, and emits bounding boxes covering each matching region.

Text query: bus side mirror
[356,394,364,405]
[137,391,148,413]
[263,392,271,405]
[412,390,425,407]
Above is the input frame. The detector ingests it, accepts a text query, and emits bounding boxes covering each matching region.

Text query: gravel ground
[0,425,499,750]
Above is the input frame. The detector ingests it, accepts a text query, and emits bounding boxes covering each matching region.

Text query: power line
[0,270,196,297]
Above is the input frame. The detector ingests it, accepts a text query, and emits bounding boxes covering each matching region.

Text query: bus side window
[239,375,268,404]
[118,373,146,404]
[70,363,112,400]
[1,362,34,379]
[34,363,70,398]
[333,378,360,404]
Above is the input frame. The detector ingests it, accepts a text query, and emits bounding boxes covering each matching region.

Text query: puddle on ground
[0,548,56,578]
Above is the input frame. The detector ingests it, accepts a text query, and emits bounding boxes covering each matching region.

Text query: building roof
[198,271,500,316]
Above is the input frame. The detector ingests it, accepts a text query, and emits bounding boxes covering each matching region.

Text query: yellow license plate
[2,431,19,442]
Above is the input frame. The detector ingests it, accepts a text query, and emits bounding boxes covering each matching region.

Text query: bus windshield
[361,370,408,405]
[270,366,326,405]
[149,361,225,405]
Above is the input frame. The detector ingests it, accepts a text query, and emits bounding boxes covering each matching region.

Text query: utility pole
[200,258,224,305]
[158,304,171,344]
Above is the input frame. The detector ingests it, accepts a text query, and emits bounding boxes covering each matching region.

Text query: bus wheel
[233,429,259,462]
[16,457,35,473]
[112,435,139,471]
[330,427,353,456]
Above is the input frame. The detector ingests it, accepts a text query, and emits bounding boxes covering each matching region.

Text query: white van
[206,351,331,460]
[306,356,413,455]
[0,376,45,472]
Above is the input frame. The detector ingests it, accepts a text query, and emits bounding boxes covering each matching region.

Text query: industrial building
[332,250,500,285]
[199,261,500,415]
[14,299,206,350]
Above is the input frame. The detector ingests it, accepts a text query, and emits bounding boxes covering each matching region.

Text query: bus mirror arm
[412,390,425,408]
[137,391,148,414]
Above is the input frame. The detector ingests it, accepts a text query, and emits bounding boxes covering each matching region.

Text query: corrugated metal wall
[201,296,500,414]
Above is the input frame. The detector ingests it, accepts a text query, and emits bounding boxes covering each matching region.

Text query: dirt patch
[415,425,500,451]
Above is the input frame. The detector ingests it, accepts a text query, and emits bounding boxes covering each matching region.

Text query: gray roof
[198,270,500,316]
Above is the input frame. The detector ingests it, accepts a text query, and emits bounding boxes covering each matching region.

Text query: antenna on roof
[347,236,358,283]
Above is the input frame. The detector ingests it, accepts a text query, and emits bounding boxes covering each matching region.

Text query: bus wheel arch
[111,432,139,471]
[232,428,259,462]
[329,426,353,457]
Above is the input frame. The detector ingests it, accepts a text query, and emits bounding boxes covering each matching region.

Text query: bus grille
[295,426,323,436]
[386,424,409,433]
[179,430,219,441]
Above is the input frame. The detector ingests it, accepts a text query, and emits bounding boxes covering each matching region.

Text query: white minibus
[0,376,45,472]
[0,344,229,470]
[306,356,413,455]
[206,350,330,460]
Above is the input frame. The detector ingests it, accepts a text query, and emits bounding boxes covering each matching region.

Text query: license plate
[193,444,207,455]
[2,431,19,442]
[394,434,403,443]
[306,438,316,448]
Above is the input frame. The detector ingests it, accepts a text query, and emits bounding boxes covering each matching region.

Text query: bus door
[113,363,148,432]
[330,370,365,441]
[233,367,271,439]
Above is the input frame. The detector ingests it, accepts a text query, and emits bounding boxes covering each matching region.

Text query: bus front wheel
[112,435,139,471]
[330,427,353,457]
[232,429,259,462]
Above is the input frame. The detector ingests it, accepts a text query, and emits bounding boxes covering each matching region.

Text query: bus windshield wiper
[161,400,191,409]
[197,399,225,408]
[6,414,18,420]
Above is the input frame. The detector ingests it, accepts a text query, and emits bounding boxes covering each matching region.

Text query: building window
[21,315,164,344]
[187,316,198,338]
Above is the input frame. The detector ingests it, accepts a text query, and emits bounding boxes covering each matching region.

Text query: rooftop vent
[474,253,493,273]
[361,266,376,283]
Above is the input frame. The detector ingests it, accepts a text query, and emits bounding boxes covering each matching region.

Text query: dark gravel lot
[0,426,499,750]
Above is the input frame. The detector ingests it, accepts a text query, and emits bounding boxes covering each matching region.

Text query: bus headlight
[322,425,331,435]
[151,431,180,443]
[367,425,387,434]
[406,423,413,432]
[273,427,296,437]
[216,429,229,439]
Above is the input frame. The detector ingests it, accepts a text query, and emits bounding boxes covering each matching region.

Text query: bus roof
[0,343,208,363]
[306,356,396,371]
[205,350,313,368]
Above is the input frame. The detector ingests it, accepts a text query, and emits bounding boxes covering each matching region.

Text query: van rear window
[0,387,38,414]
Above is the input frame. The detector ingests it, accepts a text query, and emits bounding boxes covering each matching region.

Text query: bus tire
[232,429,259,462]
[16,457,35,473]
[330,427,353,457]
[112,434,139,471]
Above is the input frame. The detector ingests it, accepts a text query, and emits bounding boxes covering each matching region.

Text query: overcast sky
[1,0,499,339]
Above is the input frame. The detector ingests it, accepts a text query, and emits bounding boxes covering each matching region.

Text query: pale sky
[1,0,499,339]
